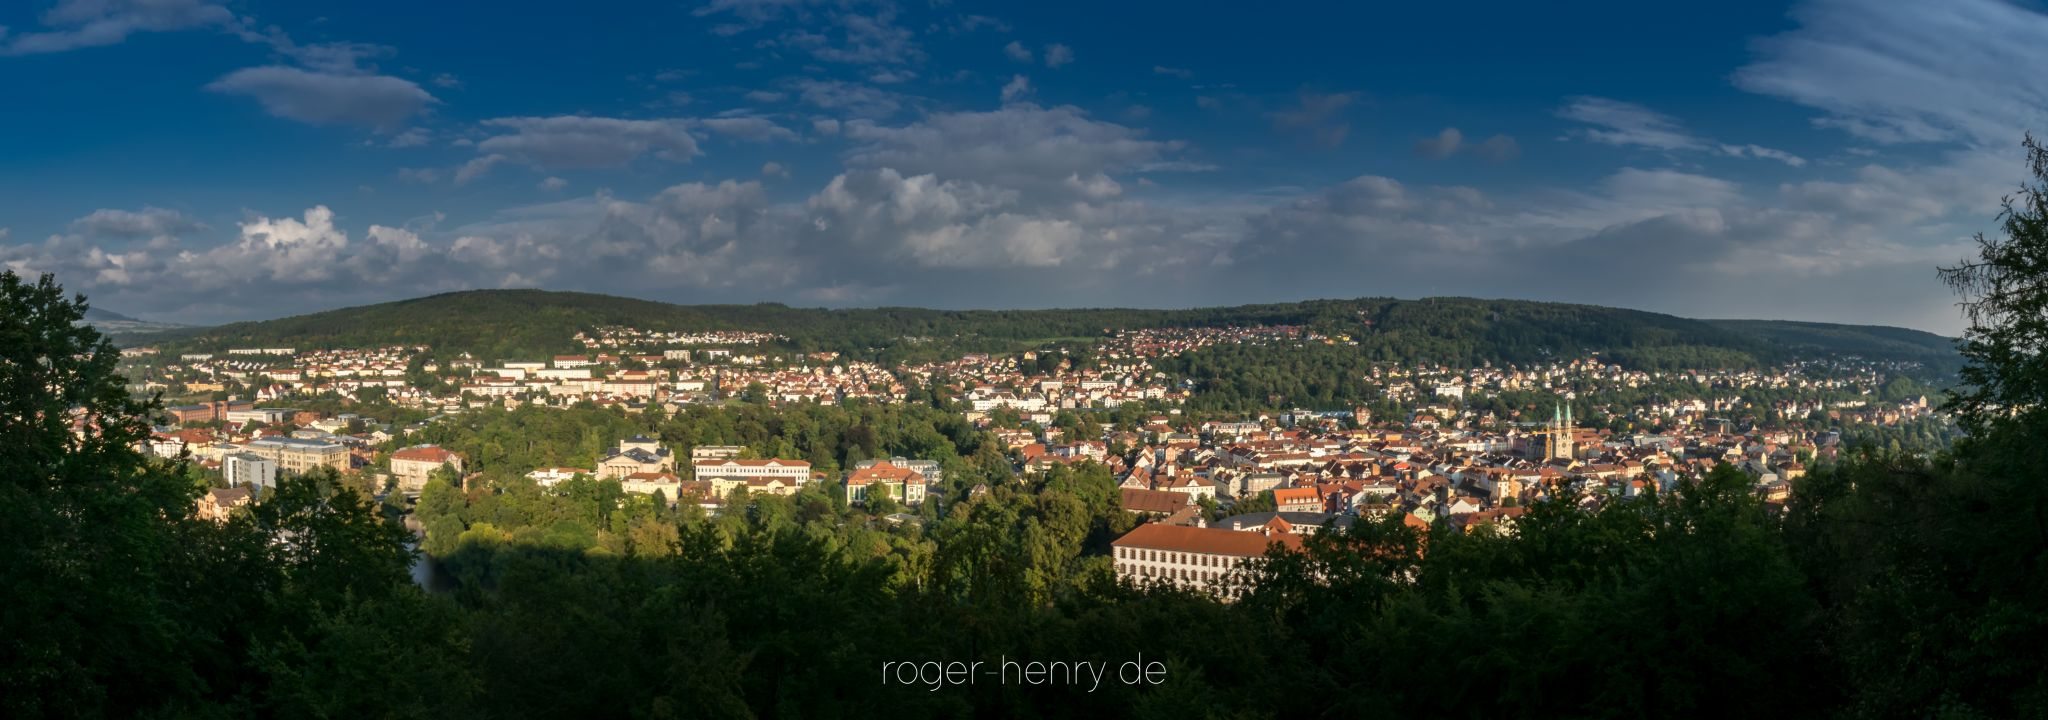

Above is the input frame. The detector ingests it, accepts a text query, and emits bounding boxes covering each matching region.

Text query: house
[389,444,464,493]
[1271,486,1323,514]
[1120,487,1192,515]
[845,461,928,506]
[526,467,590,487]
[197,486,253,522]
[1110,523,1304,601]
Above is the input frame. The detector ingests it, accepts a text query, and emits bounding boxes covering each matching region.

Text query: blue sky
[0,0,2037,333]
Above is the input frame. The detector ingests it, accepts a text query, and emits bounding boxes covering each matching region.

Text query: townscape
[127,320,1950,599]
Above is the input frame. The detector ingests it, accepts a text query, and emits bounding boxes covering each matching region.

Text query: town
[123,322,1949,599]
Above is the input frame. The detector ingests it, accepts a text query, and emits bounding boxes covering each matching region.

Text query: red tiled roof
[1120,487,1191,514]
[392,446,458,463]
[1111,523,1303,557]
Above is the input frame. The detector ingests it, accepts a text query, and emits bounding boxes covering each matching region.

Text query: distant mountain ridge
[145,289,1961,377]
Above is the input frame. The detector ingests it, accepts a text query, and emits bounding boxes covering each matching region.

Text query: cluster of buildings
[128,324,1946,580]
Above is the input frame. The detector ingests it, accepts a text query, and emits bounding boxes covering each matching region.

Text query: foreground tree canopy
[4,136,2047,718]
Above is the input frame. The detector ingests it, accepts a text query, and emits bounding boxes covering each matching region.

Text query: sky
[0,0,2040,334]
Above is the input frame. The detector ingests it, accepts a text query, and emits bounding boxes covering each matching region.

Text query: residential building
[692,457,811,483]
[1111,523,1303,601]
[390,444,465,493]
[845,461,928,506]
[855,456,944,485]
[223,452,277,491]
[197,486,253,522]
[243,436,349,474]
[527,467,590,487]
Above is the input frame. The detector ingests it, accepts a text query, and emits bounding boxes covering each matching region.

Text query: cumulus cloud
[206,66,436,129]
[1003,40,1032,62]
[538,176,569,191]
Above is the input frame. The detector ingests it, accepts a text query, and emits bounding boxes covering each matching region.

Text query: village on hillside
[121,323,1948,599]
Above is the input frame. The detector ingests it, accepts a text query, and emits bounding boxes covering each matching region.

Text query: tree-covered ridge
[158,288,1957,372]
[1705,319,1964,373]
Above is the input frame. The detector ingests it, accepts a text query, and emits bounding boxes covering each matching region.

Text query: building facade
[1111,523,1302,601]
[390,444,464,493]
[223,452,277,491]
[243,437,349,474]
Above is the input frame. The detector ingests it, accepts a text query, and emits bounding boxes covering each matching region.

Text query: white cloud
[842,104,1191,192]
[1560,95,1808,166]
[761,161,790,178]
[0,0,234,55]
[1063,172,1122,200]
[1153,65,1193,79]
[1415,127,1463,158]
[538,176,569,191]
[1000,74,1033,104]
[1003,40,1032,62]
[1736,0,2048,147]
[792,79,901,118]
[1719,143,1808,167]
[1557,96,1702,151]
[1043,43,1073,68]
[455,155,508,185]
[397,167,441,184]
[698,116,800,142]
[386,127,431,148]
[475,116,700,169]
[68,207,201,240]
[206,67,436,129]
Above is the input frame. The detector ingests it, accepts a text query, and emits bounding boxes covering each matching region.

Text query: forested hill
[160,289,1958,372]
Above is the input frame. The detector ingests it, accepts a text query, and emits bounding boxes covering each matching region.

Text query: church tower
[1545,403,1577,460]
